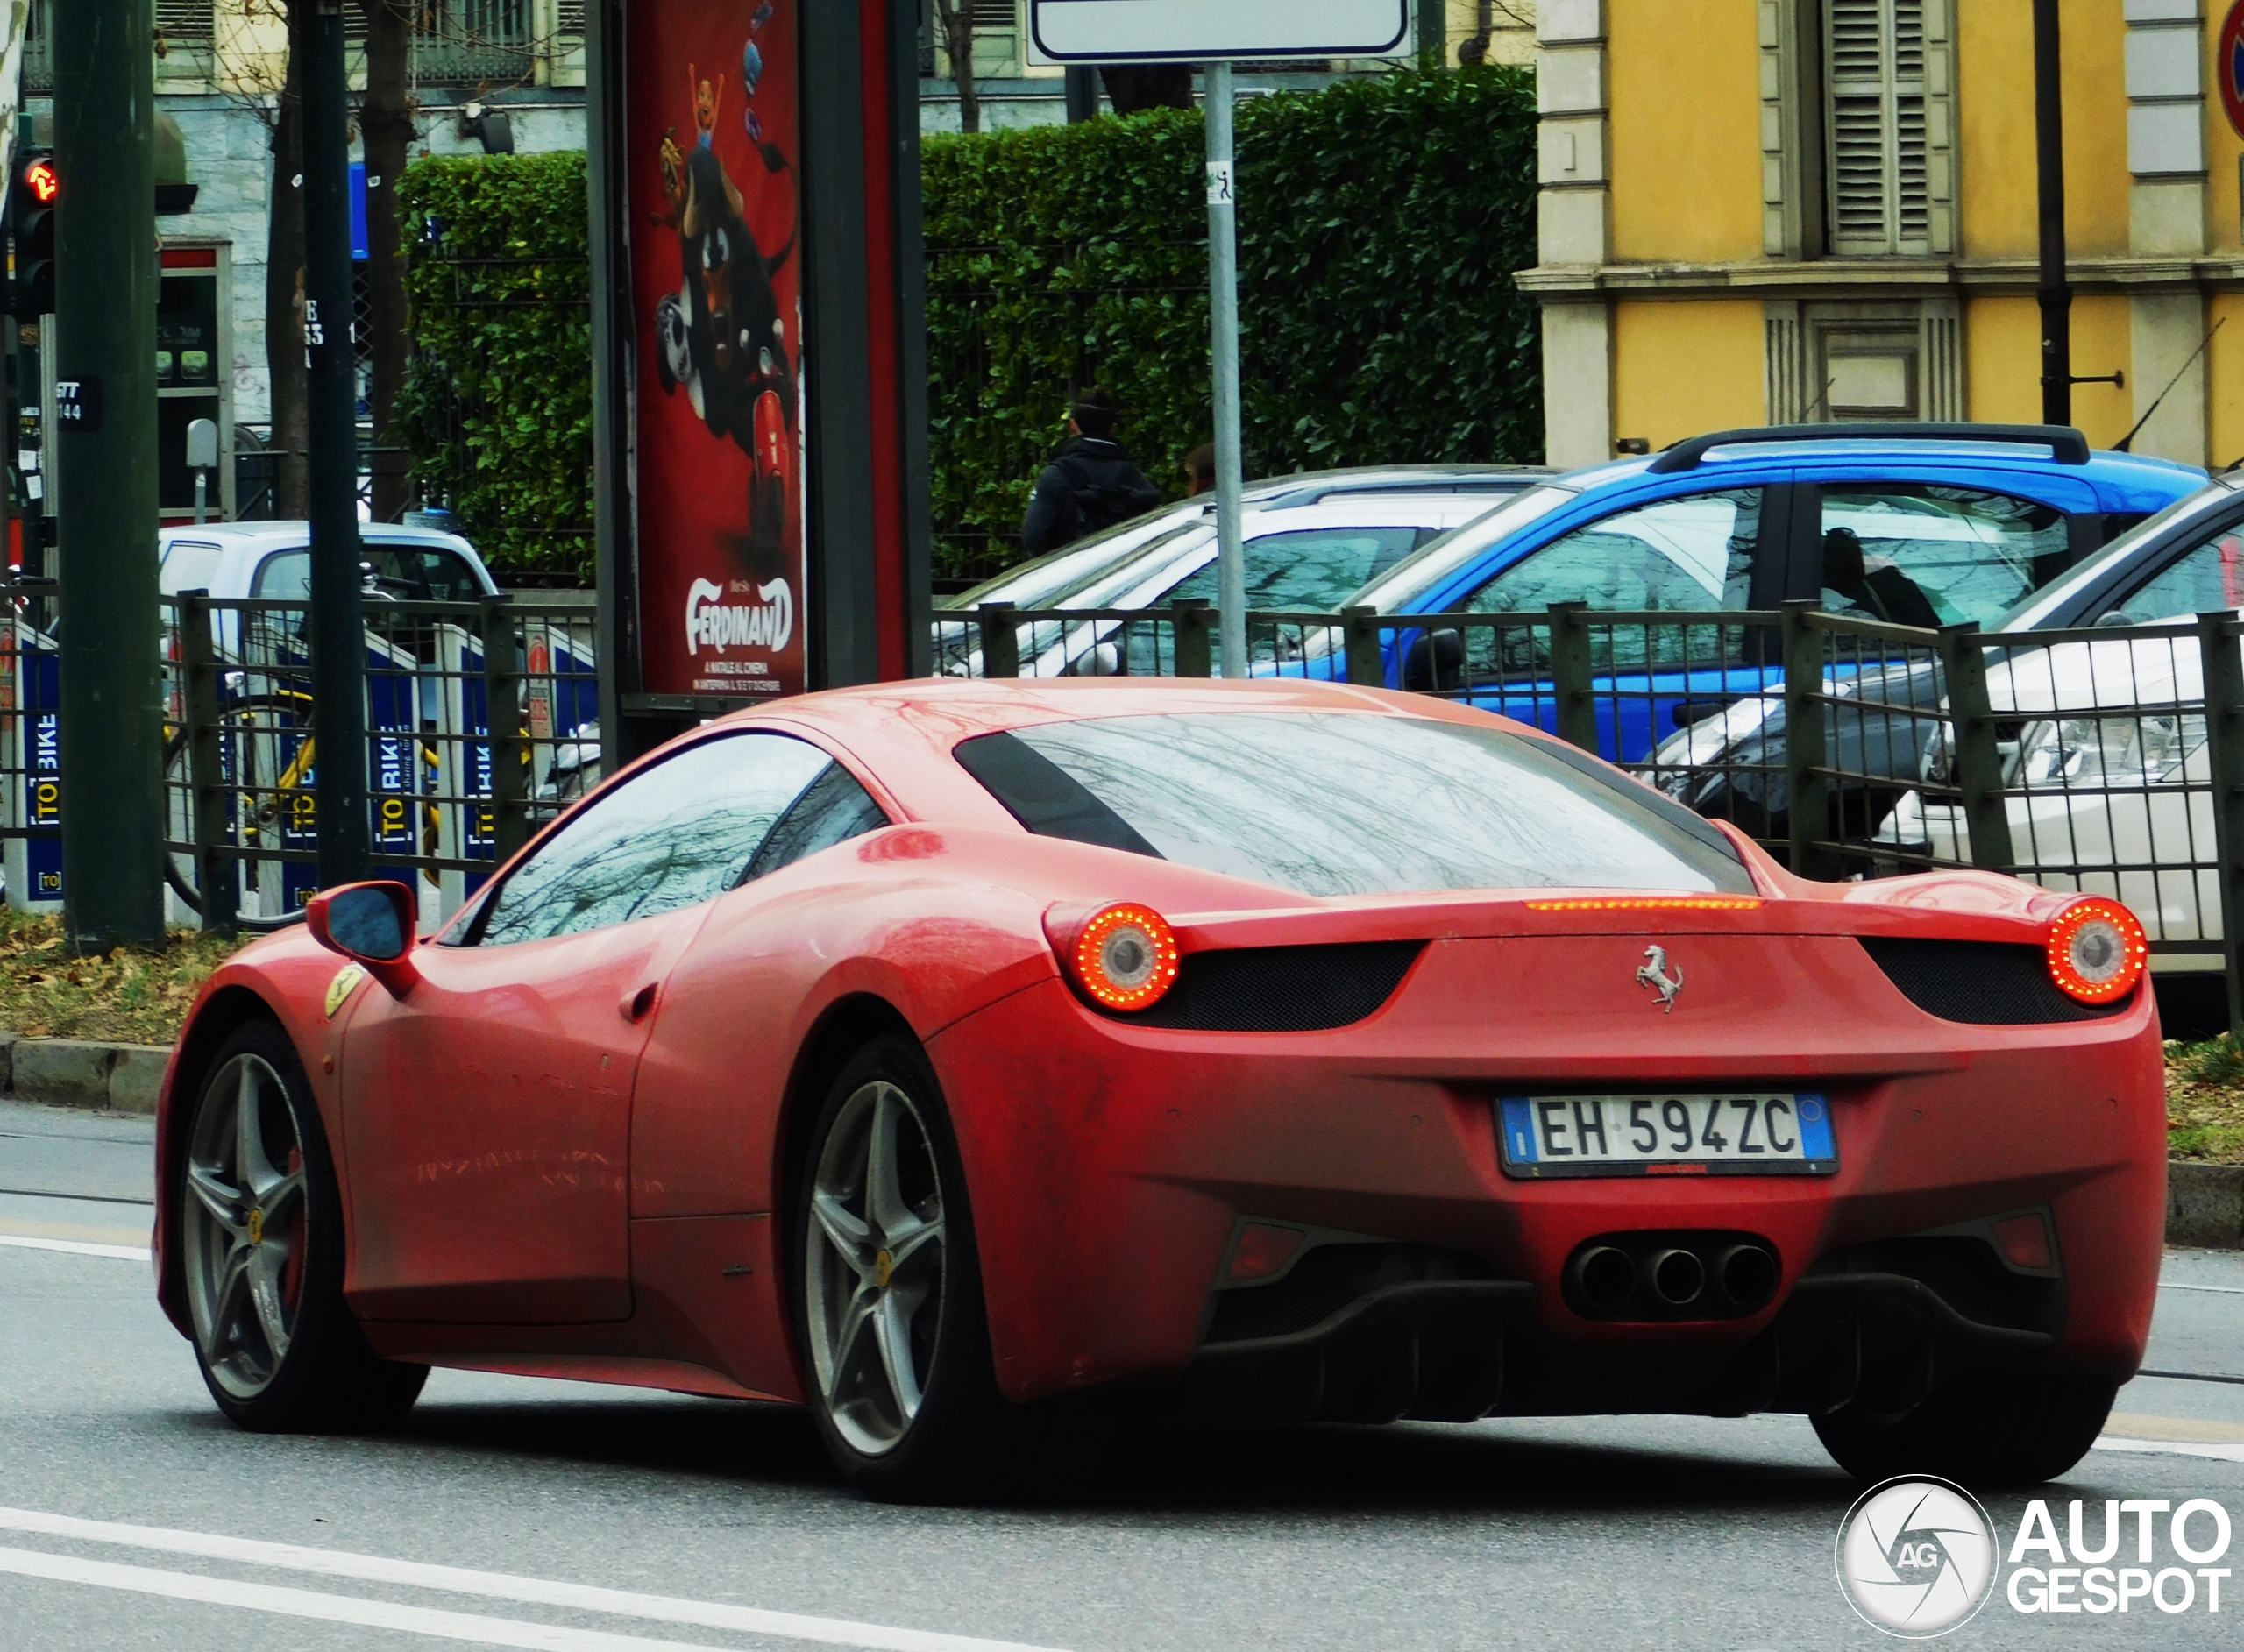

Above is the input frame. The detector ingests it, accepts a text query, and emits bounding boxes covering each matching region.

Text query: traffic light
[7,150,56,318]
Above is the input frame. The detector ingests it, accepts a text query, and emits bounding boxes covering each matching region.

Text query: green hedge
[924,66,1539,578]
[394,152,595,580]
[394,68,1539,585]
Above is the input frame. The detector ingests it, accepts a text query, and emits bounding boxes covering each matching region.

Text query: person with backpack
[1019,387,1161,557]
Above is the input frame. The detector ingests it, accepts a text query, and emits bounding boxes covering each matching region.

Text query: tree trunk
[931,0,979,134]
[1101,65,1194,114]
[265,2,309,520]
[359,0,413,521]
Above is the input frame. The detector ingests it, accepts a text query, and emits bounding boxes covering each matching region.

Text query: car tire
[177,1019,428,1433]
[791,1034,1022,1501]
[1812,1368,2116,1487]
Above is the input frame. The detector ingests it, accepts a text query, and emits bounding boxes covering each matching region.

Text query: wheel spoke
[884,1212,942,1273]
[811,1190,875,1282]
[210,1246,253,1344]
[235,1062,279,1197]
[828,1288,879,1400]
[246,1244,292,1362]
[186,1163,247,1237]
[865,1087,910,1242]
[874,1289,926,1421]
[257,1169,307,1225]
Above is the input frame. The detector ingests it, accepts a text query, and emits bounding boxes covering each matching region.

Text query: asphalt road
[5,1094,2244,1650]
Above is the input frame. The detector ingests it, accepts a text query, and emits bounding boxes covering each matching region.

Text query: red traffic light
[22,158,56,205]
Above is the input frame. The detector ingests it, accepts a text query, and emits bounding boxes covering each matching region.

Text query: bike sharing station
[1027,0,1415,675]
[4,190,237,916]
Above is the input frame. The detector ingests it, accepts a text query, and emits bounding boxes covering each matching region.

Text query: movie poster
[628,0,806,698]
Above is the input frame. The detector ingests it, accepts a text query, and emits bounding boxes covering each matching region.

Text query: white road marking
[0,1546,835,1652]
[2159,1280,2244,1295]
[0,1507,1072,1652]
[2096,1436,2244,1464]
[0,1233,149,1261]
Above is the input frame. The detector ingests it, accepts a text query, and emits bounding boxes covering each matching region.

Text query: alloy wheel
[803,1079,948,1457]
[182,1053,309,1399]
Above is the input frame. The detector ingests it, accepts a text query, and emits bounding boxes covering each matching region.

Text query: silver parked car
[934,465,1552,676]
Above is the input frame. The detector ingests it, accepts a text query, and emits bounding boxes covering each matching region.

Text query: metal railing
[412,0,536,84]
[941,597,2244,1021]
[4,578,2238,1025]
[0,585,599,933]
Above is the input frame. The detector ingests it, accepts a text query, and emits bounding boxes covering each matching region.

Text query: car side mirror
[1402,627,1465,693]
[306,881,420,996]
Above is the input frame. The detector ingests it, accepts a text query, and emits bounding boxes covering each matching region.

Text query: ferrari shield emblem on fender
[324,963,369,1018]
[1634,945,1683,1012]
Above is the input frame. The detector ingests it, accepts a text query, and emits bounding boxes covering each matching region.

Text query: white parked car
[150,522,599,929]
[159,519,501,616]
[934,465,1552,676]
[1883,609,2220,968]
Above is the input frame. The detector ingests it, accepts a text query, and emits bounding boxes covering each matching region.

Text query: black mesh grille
[1859,938,2127,1025]
[1122,941,1423,1032]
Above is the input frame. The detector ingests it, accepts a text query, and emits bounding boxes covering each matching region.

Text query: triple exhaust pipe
[1565,1231,1781,1321]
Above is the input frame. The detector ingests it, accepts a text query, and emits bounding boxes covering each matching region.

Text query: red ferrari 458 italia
[153,678,2163,1498]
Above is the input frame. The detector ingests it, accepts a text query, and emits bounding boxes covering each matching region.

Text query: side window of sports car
[472,733,856,945]
[2104,518,2244,623]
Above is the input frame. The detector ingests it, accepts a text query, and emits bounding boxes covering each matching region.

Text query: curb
[2169,1160,2244,1249]
[0,1033,170,1117]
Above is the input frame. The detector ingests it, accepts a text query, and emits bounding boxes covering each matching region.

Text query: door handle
[620,982,658,1023]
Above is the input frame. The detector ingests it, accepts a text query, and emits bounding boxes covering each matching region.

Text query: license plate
[1496,1093,1837,1180]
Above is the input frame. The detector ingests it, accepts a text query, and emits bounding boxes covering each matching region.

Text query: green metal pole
[1417,0,1447,66]
[53,0,164,949]
[302,0,370,887]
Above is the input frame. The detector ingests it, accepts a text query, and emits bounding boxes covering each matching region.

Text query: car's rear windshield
[954,712,1754,898]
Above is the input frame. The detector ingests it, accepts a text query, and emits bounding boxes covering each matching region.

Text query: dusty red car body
[150,679,2167,1419]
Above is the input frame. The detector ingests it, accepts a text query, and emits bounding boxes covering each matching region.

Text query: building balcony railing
[17,0,575,97]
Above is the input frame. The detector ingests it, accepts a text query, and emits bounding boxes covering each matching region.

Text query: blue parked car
[1303,423,2206,762]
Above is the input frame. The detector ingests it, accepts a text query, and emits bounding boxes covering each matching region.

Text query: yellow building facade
[1523,0,2244,471]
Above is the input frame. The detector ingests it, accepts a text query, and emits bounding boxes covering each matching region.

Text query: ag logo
[1836,1477,1998,1637]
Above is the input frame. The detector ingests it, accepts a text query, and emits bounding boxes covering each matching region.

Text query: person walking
[1020,387,1161,557]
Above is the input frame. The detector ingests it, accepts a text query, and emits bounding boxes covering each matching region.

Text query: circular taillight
[1070,903,1180,1012]
[2047,897,2148,1005]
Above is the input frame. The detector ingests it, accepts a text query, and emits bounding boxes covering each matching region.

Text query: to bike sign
[1028,0,1410,63]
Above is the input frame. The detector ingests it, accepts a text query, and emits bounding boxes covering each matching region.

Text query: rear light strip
[1526,897,1764,912]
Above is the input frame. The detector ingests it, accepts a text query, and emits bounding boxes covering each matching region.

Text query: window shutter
[155,0,214,46]
[1825,0,1930,257]
[557,0,586,34]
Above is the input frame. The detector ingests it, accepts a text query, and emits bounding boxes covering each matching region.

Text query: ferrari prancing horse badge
[324,964,369,1018]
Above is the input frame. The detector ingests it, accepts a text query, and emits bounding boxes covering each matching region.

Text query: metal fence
[5,578,2239,1021]
[939,597,2244,1013]
[0,585,599,933]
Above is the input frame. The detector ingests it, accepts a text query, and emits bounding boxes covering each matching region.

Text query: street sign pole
[1205,61,1246,680]
[302,0,371,887]
[1027,0,1408,684]
[53,0,164,948]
